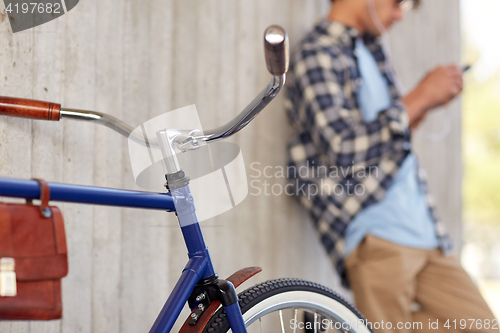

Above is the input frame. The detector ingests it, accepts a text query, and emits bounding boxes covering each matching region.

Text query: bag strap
[32,178,52,218]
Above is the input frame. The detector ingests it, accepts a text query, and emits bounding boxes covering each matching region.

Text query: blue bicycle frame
[0,177,247,333]
[0,24,289,333]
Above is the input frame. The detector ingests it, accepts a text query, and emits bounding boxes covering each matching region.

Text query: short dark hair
[331,0,421,7]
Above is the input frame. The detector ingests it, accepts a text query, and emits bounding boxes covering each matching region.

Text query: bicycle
[0,26,372,333]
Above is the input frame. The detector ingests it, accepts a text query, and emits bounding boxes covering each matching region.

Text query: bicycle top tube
[0,177,176,211]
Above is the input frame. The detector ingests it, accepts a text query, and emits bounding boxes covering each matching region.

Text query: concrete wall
[0,0,460,332]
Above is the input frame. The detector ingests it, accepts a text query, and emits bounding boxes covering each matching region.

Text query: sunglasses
[398,0,420,12]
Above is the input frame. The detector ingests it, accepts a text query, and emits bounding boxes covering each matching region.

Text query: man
[285,0,497,332]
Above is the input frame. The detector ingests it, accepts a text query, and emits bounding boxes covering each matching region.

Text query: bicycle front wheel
[202,278,372,333]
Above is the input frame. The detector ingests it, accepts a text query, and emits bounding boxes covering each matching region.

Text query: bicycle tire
[201,278,373,333]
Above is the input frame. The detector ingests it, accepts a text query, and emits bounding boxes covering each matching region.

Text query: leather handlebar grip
[0,96,61,121]
[263,25,290,76]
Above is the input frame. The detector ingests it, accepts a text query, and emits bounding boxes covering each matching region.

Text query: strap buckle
[32,178,52,218]
[0,258,17,297]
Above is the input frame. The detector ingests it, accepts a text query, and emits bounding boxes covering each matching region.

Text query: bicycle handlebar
[0,96,60,121]
[264,25,289,76]
[0,25,289,144]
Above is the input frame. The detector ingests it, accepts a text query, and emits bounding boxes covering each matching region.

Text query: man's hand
[403,64,463,129]
[417,64,464,108]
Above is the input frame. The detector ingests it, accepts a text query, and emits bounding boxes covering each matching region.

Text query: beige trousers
[345,234,498,333]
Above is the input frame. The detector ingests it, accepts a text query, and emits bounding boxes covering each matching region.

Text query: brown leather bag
[0,179,68,320]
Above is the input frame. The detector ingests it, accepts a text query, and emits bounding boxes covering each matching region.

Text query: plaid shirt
[285,19,453,288]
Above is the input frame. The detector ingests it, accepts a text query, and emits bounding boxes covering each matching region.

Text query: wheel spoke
[314,312,318,333]
[293,309,298,333]
[279,309,286,333]
[259,317,263,333]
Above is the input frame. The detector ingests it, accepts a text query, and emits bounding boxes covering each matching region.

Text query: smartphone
[463,65,472,72]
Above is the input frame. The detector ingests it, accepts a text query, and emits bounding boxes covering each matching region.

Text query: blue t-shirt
[343,38,439,257]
